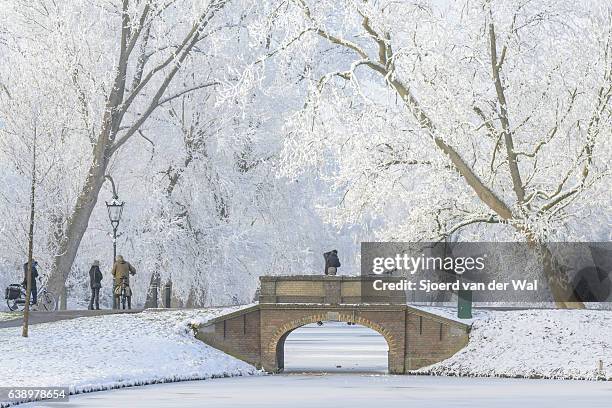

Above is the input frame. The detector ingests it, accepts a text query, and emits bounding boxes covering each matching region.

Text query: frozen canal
[25,322,612,408]
[283,321,389,373]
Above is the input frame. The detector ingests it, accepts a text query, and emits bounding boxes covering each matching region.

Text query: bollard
[164,282,172,308]
[151,282,158,308]
[457,289,473,319]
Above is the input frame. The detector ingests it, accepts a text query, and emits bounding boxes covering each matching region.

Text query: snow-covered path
[24,372,612,408]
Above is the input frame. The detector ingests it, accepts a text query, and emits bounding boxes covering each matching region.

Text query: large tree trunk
[47,143,109,304]
[538,243,585,309]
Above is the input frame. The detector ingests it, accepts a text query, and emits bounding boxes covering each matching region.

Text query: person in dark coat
[88,260,103,310]
[22,260,39,305]
[323,250,341,275]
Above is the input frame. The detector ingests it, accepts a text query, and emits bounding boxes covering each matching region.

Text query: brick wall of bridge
[195,304,469,374]
[259,306,408,374]
[196,307,262,368]
[405,312,469,370]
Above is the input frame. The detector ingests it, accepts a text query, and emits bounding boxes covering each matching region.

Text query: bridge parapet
[259,275,405,304]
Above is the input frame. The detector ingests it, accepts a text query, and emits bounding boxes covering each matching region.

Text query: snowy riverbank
[0,309,260,407]
[413,309,612,380]
[2,307,611,406]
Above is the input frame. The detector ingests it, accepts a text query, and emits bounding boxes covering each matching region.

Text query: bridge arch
[266,312,399,373]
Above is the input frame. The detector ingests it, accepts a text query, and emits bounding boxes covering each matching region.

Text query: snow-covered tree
[1,0,236,301]
[0,0,347,306]
[272,0,612,307]
[2,0,610,309]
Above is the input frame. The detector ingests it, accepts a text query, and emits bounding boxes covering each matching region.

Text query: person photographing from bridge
[111,255,136,309]
[323,250,341,275]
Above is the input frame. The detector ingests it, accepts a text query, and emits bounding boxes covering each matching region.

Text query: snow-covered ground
[2,306,612,406]
[21,319,612,408]
[0,308,259,407]
[0,312,21,321]
[414,309,612,380]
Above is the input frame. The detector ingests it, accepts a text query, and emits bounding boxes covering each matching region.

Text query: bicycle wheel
[39,291,57,312]
[6,298,24,312]
[6,298,18,311]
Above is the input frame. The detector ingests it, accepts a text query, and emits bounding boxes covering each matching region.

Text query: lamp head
[105,198,124,228]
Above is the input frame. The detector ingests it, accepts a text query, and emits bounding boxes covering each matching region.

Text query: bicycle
[116,276,132,310]
[5,282,57,312]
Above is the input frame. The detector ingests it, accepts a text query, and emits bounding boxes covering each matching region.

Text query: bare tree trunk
[22,128,37,337]
[185,286,208,308]
[537,243,584,309]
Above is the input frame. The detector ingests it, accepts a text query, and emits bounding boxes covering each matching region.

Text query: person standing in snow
[111,255,136,309]
[323,250,341,275]
[22,260,39,305]
[88,260,103,310]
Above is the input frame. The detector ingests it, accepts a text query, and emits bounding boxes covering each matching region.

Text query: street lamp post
[105,175,124,309]
[106,198,124,262]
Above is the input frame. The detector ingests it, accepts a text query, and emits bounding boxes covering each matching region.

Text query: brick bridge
[194,275,470,374]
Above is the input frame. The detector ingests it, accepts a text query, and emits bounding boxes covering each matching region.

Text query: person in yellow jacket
[111,255,136,309]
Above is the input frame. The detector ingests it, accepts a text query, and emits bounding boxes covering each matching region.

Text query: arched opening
[279,321,390,373]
